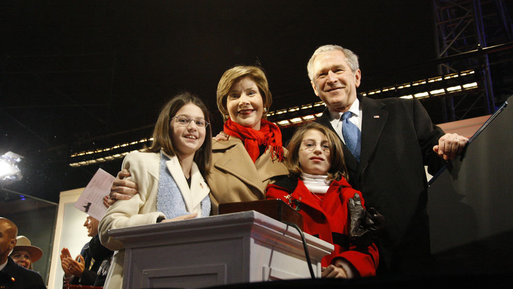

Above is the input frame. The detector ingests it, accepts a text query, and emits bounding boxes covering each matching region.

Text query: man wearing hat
[10,236,43,270]
[0,217,46,289]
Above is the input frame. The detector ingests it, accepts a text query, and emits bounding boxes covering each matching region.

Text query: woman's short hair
[216,65,272,121]
[147,91,212,175]
[285,122,348,181]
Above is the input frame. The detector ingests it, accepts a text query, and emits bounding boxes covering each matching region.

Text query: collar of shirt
[328,98,362,142]
[0,258,7,271]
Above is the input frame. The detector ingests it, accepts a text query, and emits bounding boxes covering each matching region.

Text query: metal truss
[433,0,513,121]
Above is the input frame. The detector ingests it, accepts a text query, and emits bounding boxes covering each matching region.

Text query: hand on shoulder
[109,169,138,201]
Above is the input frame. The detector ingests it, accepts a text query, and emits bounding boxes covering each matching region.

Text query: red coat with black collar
[266,175,379,277]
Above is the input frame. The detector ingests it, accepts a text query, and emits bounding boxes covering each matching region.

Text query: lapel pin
[373,115,380,119]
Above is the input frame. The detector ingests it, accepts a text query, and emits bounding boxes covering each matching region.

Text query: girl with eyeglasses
[99,92,212,289]
[266,122,381,279]
[108,66,288,213]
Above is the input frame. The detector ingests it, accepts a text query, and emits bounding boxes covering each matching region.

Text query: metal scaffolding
[433,0,513,121]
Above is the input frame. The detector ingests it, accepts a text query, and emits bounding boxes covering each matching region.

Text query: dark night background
[0,0,506,203]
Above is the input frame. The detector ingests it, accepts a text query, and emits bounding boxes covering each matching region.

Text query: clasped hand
[60,248,85,277]
[433,133,468,160]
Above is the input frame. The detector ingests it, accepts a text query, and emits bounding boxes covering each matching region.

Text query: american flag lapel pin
[373,115,380,119]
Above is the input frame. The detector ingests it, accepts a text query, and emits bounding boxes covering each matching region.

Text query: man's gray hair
[307,44,360,80]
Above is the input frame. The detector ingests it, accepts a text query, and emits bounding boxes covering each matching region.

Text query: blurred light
[414,92,429,99]
[430,89,446,95]
[444,73,459,79]
[447,85,462,92]
[463,82,478,89]
[428,76,442,83]
[412,80,427,86]
[0,151,23,183]
[290,117,302,124]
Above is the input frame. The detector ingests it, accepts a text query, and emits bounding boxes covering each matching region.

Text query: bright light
[0,151,23,183]
[277,120,290,126]
[447,85,462,92]
[397,84,411,89]
[430,89,445,95]
[0,160,17,178]
[463,82,478,89]
[428,76,442,83]
[414,92,429,99]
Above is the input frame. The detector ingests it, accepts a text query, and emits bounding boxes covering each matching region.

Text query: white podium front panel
[108,210,333,289]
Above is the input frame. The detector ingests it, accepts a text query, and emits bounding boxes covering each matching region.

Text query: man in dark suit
[307,45,468,275]
[0,217,46,289]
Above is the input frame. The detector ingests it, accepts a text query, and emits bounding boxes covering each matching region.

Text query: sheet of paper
[74,168,115,220]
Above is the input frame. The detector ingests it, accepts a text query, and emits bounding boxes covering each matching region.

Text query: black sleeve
[89,235,113,261]
[412,99,446,175]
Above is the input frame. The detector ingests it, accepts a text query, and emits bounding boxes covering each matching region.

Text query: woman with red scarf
[107,66,288,213]
[207,66,289,211]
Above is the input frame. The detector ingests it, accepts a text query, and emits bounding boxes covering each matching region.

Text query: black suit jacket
[0,257,46,289]
[70,235,113,286]
[316,96,445,274]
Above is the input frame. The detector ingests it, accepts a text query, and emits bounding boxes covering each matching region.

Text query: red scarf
[223,118,284,163]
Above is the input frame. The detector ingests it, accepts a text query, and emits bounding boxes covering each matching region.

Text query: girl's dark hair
[147,92,212,175]
[285,122,348,181]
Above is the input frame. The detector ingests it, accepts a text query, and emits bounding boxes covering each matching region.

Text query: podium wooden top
[107,210,333,255]
[219,199,303,230]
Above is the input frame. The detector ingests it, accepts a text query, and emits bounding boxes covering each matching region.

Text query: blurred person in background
[0,217,46,289]
[60,216,113,286]
[10,235,43,270]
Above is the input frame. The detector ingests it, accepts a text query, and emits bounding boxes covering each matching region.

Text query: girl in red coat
[266,122,379,279]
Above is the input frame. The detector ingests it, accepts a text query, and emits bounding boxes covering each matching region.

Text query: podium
[108,210,333,289]
[428,97,513,274]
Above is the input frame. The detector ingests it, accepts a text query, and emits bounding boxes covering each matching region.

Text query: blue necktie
[341,112,361,161]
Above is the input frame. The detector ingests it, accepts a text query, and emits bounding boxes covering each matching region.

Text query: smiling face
[226,76,264,130]
[83,216,99,237]
[298,129,331,175]
[170,103,207,159]
[11,249,31,269]
[310,50,361,113]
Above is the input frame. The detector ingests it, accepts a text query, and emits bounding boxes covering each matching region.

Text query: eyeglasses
[171,116,209,128]
[301,141,330,152]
